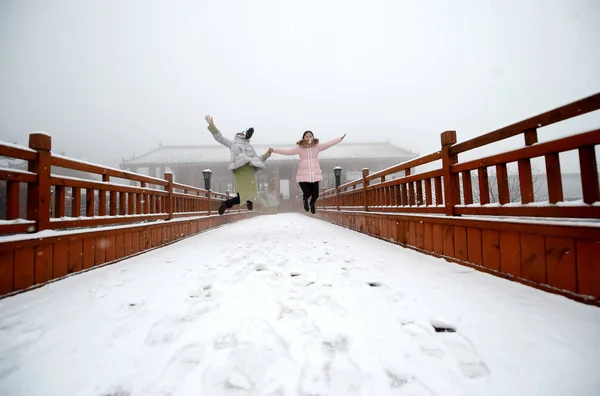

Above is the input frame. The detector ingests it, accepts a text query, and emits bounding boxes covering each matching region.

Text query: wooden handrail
[450,93,600,155]
[52,155,169,186]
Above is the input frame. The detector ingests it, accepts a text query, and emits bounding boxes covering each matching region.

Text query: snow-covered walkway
[1,213,599,396]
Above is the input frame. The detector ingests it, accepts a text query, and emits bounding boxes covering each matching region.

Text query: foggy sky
[1,0,599,173]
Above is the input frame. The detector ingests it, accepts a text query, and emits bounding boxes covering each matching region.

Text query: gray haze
[1,0,599,173]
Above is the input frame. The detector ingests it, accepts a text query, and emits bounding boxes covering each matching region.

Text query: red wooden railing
[320,93,600,219]
[317,92,600,305]
[0,133,230,236]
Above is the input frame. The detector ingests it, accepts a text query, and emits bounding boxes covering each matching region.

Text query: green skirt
[234,163,259,203]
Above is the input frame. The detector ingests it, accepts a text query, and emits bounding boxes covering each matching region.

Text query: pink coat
[272,137,344,183]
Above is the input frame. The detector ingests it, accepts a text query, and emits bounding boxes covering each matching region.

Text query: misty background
[1,0,599,174]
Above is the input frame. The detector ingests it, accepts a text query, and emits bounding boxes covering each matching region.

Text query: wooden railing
[317,92,600,305]
[321,93,600,219]
[0,133,230,235]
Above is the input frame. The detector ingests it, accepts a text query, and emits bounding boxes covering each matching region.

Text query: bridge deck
[1,213,598,396]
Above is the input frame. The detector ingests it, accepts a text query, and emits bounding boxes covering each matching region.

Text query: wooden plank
[55,185,66,218]
[49,214,168,229]
[396,220,406,245]
[409,221,416,246]
[53,241,69,279]
[576,239,600,298]
[482,229,500,271]
[105,234,116,263]
[128,192,135,215]
[14,248,35,290]
[51,155,168,186]
[68,239,83,274]
[34,245,53,284]
[136,191,143,215]
[401,183,408,207]
[518,158,534,203]
[454,226,468,261]
[72,187,81,217]
[119,191,127,215]
[6,181,20,220]
[462,171,473,205]
[442,225,454,257]
[132,232,140,254]
[424,222,433,251]
[416,220,424,249]
[416,181,423,206]
[496,164,510,204]
[140,229,147,251]
[544,153,563,203]
[467,228,483,265]
[0,250,14,295]
[477,168,490,205]
[109,190,118,216]
[579,145,599,204]
[83,238,94,269]
[86,188,95,217]
[520,234,546,284]
[94,236,106,265]
[98,190,107,216]
[545,236,576,293]
[124,232,132,256]
[367,151,442,180]
[115,233,125,259]
[0,144,37,161]
[500,231,521,277]
[408,182,415,206]
[455,205,600,219]
[433,224,444,254]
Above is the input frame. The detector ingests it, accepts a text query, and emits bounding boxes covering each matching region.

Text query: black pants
[299,182,319,205]
[225,193,241,208]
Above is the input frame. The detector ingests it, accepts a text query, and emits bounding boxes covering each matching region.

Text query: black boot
[246,200,253,210]
[310,203,316,214]
[303,199,309,212]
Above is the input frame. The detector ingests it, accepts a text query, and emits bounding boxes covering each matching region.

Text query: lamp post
[202,169,212,191]
[333,166,342,210]
[202,169,213,215]
[333,166,342,188]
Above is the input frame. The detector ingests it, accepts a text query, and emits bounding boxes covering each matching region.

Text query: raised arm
[270,146,301,156]
[205,115,233,148]
[260,148,272,162]
[317,133,346,152]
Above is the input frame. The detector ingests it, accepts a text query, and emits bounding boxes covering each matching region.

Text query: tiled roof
[121,142,417,166]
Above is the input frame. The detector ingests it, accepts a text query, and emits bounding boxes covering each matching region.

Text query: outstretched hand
[267,148,273,154]
[205,115,214,126]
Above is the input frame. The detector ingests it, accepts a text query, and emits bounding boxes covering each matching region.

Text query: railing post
[27,133,52,232]
[207,191,212,216]
[441,130,459,216]
[362,168,369,211]
[165,172,174,220]
[336,188,340,211]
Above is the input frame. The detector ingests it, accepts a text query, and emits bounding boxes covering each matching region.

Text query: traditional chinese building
[119,141,418,202]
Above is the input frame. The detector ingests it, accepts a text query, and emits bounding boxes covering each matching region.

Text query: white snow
[0,213,599,396]
[0,141,37,153]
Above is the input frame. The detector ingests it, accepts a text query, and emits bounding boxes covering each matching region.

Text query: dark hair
[302,130,314,140]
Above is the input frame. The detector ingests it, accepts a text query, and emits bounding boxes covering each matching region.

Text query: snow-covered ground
[1,213,599,396]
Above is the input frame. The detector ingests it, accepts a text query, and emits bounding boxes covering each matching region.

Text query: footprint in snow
[145,317,184,346]
[435,330,490,378]
[143,343,206,396]
[400,322,445,358]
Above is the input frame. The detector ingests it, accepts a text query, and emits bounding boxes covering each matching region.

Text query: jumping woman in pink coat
[270,130,346,213]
